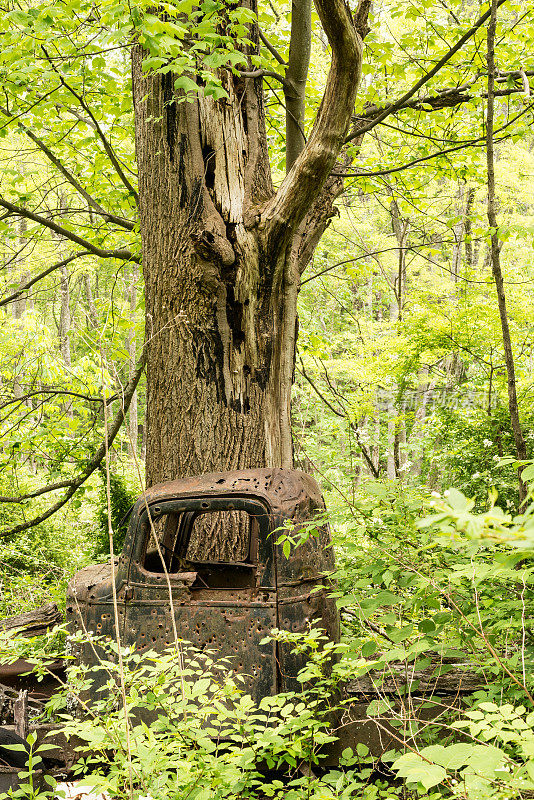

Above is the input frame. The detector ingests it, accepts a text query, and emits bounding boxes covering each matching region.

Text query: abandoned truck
[66,468,340,701]
[0,467,480,789]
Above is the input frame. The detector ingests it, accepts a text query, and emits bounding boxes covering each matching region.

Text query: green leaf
[174,75,198,93]
[420,743,474,770]
[392,752,447,789]
[361,640,377,657]
[446,488,474,512]
[467,744,505,777]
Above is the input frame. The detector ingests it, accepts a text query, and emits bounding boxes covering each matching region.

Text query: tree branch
[0,108,135,232]
[0,252,90,308]
[238,68,288,85]
[297,357,379,478]
[262,0,366,240]
[340,108,529,178]
[346,0,509,142]
[0,87,62,131]
[0,351,146,536]
[0,481,73,504]
[0,388,116,415]
[353,69,534,125]
[300,248,403,285]
[259,28,288,65]
[284,0,312,172]
[42,47,139,204]
[0,196,139,263]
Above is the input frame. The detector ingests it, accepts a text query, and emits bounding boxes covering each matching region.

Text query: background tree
[0,0,532,540]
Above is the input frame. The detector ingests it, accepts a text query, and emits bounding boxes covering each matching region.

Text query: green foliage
[94,468,137,558]
[331,480,533,677]
[0,730,58,800]
[391,704,534,797]
[420,405,534,511]
[0,470,91,618]
[1,631,373,800]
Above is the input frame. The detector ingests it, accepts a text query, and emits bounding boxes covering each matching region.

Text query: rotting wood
[13,690,28,740]
[345,661,482,697]
[0,681,50,725]
[0,603,63,637]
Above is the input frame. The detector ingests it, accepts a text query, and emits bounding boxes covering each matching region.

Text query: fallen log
[321,659,487,761]
[346,661,482,697]
[0,603,63,638]
[0,604,66,704]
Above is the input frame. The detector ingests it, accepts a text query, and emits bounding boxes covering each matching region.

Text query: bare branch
[0,196,139,263]
[0,387,120,414]
[0,351,146,536]
[0,481,73,504]
[238,68,289,85]
[297,357,379,478]
[0,108,135,232]
[0,86,62,131]
[437,0,461,25]
[346,0,509,142]
[259,28,287,65]
[0,252,90,308]
[339,103,532,178]
[354,69,534,124]
[300,248,403,285]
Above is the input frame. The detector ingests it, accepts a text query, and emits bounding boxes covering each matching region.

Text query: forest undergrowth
[0,457,532,800]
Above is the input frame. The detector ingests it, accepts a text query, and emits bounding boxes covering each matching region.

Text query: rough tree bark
[132,0,366,489]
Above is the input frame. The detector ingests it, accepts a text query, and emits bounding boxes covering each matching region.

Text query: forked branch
[261,0,367,240]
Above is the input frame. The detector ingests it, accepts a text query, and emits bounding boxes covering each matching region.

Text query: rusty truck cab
[67,468,339,703]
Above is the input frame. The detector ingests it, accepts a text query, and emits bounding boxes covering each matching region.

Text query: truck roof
[140,467,324,518]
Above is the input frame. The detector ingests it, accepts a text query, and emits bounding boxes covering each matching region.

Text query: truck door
[124,497,278,704]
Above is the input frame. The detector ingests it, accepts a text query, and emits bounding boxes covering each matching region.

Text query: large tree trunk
[132,62,291,484]
[132,1,364,488]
